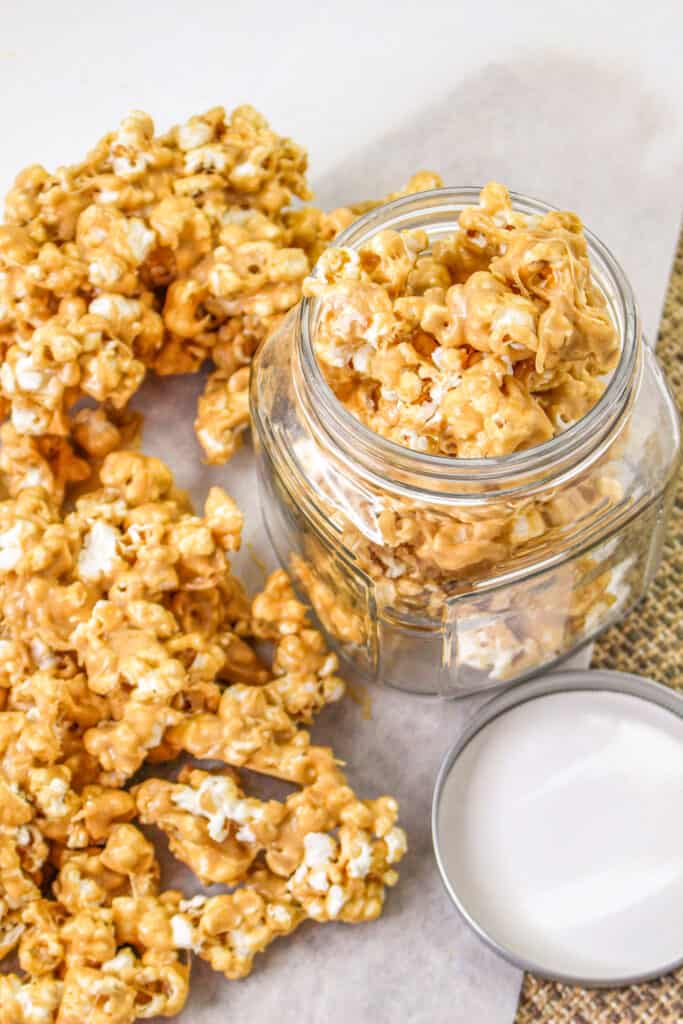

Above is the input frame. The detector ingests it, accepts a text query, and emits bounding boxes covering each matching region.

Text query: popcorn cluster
[0,105,440,469]
[0,105,308,466]
[0,120,431,1021]
[0,450,406,1021]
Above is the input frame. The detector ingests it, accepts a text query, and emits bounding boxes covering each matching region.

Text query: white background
[1,3,682,1022]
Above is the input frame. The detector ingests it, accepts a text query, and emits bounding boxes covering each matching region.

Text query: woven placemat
[515,229,683,1024]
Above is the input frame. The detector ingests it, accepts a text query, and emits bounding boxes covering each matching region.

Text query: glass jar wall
[250,189,681,696]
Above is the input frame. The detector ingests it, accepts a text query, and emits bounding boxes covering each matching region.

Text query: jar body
[250,192,681,697]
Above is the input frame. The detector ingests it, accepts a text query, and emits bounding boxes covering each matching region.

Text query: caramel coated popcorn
[0,446,406,1021]
[0,102,441,474]
[134,764,403,893]
[305,182,619,458]
[0,103,311,473]
[116,778,404,985]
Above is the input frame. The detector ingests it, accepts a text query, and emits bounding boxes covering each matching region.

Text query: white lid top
[432,670,683,986]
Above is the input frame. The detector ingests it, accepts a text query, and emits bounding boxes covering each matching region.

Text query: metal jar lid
[432,669,683,987]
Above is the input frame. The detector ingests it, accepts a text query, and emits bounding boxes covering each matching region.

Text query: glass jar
[250,188,681,697]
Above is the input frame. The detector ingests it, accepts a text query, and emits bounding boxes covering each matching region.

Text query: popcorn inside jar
[251,184,680,695]
[303,182,619,458]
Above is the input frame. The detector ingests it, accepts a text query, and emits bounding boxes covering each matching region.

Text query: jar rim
[298,186,640,490]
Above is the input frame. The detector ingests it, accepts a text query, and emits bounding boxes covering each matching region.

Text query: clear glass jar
[250,188,681,697]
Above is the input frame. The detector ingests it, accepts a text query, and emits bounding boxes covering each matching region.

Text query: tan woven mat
[515,230,683,1023]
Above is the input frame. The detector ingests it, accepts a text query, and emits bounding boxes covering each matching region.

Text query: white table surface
[1,3,682,1022]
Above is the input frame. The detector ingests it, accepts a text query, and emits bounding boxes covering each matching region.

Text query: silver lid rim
[431,669,683,988]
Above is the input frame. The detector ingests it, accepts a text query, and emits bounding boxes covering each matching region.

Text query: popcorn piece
[0,974,64,1024]
[0,422,90,504]
[113,887,302,982]
[112,810,404,988]
[195,366,250,464]
[100,948,190,1019]
[71,406,142,461]
[165,682,341,786]
[134,767,284,885]
[135,753,404,902]
[4,904,189,1021]
[17,898,66,975]
[283,822,397,922]
[457,619,538,680]
[53,825,159,914]
[58,966,135,1023]
[116,782,404,983]
[251,570,346,719]
[1,309,147,439]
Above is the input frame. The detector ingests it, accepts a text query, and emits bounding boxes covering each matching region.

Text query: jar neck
[295,187,641,503]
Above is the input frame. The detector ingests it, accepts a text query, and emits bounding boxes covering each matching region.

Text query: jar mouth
[299,186,640,489]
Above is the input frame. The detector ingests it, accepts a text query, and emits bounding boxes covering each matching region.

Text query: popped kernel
[134,768,284,885]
